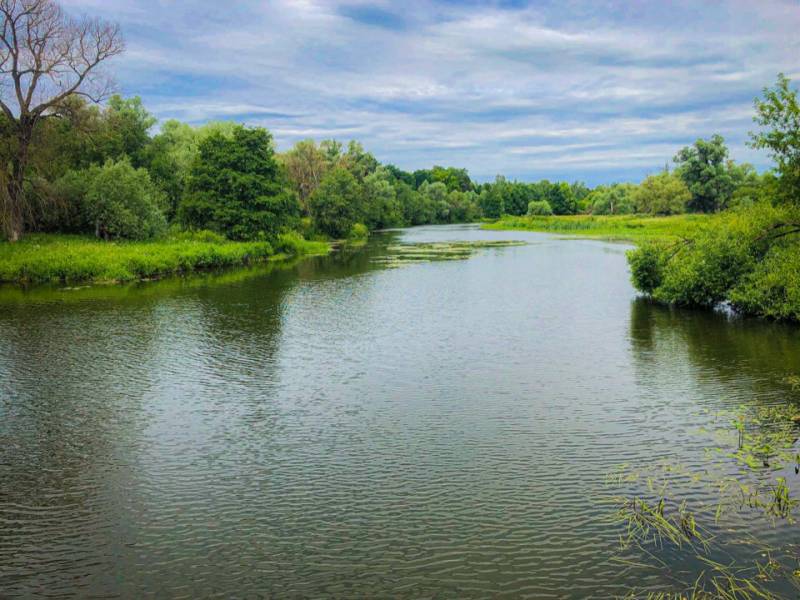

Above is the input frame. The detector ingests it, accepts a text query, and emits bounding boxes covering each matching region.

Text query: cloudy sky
[62,0,799,184]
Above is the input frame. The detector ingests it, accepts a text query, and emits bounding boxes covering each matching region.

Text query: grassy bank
[484,214,713,242]
[0,231,330,285]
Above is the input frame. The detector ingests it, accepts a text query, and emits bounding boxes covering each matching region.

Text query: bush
[627,204,800,320]
[348,222,369,240]
[527,200,553,216]
[84,160,167,240]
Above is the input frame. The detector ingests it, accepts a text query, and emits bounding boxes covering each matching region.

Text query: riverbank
[0,232,330,285]
[483,213,712,242]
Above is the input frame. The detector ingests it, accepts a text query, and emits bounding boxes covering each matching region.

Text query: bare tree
[0,0,123,241]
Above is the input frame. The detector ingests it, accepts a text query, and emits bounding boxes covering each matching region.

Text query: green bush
[348,222,369,240]
[85,159,167,240]
[627,204,800,320]
[527,200,553,216]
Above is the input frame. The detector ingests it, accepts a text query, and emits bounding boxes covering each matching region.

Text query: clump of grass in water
[373,240,526,268]
[602,387,800,599]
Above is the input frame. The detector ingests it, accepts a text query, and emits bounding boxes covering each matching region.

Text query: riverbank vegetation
[627,76,800,322]
[0,231,327,284]
[0,0,798,317]
[485,214,711,242]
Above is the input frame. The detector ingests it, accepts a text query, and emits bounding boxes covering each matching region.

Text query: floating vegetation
[602,386,800,599]
[373,240,526,268]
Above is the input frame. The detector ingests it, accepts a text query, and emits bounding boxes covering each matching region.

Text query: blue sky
[62,0,799,184]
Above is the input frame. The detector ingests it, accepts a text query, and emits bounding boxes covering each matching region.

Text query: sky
[61,0,800,185]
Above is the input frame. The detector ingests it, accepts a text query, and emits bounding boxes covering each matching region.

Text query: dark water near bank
[1,225,799,598]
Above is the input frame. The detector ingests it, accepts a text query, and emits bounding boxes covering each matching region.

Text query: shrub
[527,200,553,216]
[348,222,369,240]
[84,160,167,240]
[628,204,800,320]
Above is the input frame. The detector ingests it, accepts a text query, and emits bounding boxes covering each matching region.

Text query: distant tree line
[1,1,796,245]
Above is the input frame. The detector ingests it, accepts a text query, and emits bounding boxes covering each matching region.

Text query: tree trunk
[3,121,33,243]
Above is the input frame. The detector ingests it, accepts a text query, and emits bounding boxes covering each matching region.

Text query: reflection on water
[1,225,798,598]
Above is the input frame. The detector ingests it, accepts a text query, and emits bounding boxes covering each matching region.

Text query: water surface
[1,225,799,598]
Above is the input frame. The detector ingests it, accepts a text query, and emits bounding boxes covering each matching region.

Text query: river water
[1,225,799,598]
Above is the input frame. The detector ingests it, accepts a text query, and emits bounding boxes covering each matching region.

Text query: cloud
[57,0,799,184]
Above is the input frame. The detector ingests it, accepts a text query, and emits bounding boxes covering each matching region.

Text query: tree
[749,74,799,201]
[83,159,166,240]
[632,172,690,215]
[362,167,400,229]
[308,166,362,238]
[478,176,505,219]
[589,183,636,215]
[0,0,124,241]
[674,135,734,213]
[179,126,300,241]
[527,200,553,216]
[546,182,577,215]
[282,139,328,213]
[94,95,155,167]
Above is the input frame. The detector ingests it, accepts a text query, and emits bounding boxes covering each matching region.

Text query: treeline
[1,91,780,244]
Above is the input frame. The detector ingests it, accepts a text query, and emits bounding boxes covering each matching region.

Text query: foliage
[674,135,735,213]
[632,172,690,215]
[348,222,369,241]
[588,183,637,215]
[179,126,300,241]
[308,166,363,238]
[83,160,167,240]
[527,200,553,216]
[487,213,709,242]
[750,74,800,201]
[628,203,800,319]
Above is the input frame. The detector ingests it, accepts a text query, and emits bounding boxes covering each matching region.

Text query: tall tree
[0,0,123,241]
[674,135,734,213]
[749,74,799,201]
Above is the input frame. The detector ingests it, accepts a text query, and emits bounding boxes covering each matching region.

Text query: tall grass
[484,214,713,242]
[0,231,329,285]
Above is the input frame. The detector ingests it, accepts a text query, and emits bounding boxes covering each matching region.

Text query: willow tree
[0,0,123,241]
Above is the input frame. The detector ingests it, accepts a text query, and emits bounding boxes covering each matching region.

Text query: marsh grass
[603,396,800,599]
[0,232,329,285]
[484,214,713,242]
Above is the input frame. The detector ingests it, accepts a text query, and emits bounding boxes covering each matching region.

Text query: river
[1,225,799,598]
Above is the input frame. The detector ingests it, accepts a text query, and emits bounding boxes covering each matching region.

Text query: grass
[484,213,714,243]
[0,231,330,285]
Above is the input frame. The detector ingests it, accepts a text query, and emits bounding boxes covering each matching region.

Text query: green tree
[527,200,553,216]
[429,166,473,192]
[362,167,401,228]
[478,177,505,219]
[589,183,637,215]
[632,172,690,215]
[674,135,734,212]
[83,159,167,240]
[179,126,300,240]
[308,167,363,238]
[96,96,157,167]
[282,139,329,213]
[546,182,578,215]
[749,74,800,201]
